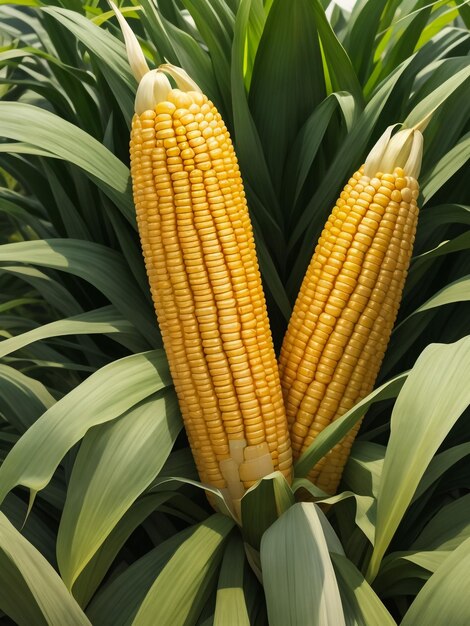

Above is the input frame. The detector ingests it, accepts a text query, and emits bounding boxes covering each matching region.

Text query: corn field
[0,0,469,624]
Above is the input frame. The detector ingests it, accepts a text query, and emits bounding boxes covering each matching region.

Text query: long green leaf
[43,6,135,119]
[248,0,325,195]
[0,239,158,345]
[295,372,407,478]
[0,306,146,358]
[367,337,470,581]
[400,538,470,626]
[213,534,250,626]
[0,365,56,433]
[231,0,281,223]
[310,0,363,105]
[0,265,82,317]
[332,553,396,626]
[415,443,470,501]
[0,512,90,626]
[0,101,130,194]
[285,94,347,211]
[86,522,209,625]
[404,64,470,129]
[0,351,171,506]
[132,514,234,626]
[421,132,470,203]
[73,492,176,608]
[394,275,470,332]
[57,392,181,588]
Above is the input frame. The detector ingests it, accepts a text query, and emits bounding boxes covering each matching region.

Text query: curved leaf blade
[367,337,470,581]
[0,512,90,626]
[0,351,171,505]
[57,392,182,588]
[401,538,470,626]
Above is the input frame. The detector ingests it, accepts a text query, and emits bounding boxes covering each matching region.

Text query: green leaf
[411,493,470,552]
[309,0,363,105]
[0,512,91,626]
[404,232,470,299]
[0,306,147,358]
[0,101,130,197]
[0,239,158,345]
[0,364,56,433]
[415,6,460,50]
[394,275,470,333]
[404,64,470,129]
[72,492,176,608]
[0,351,171,506]
[0,265,82,317]
[332,553,396,626]
[370,2,432,93]
[182,0,232,116]
[231,0,281,223]
[367,337,470,581]
[241,472,295,550]
[400,538,470,626]
[57,391,181,588]
[374,550,445,599]
[42,6,135,119]
[421,132,470,203]
[1,492,56,566]
[343,441,385,499]
[248,0,326,195]
[288,58,414,293]
[293,484,376,546]
[0,142,55,157]
[132,514,234,626]
[414,204,470,250]
[252,221,291,321]
[213,534,250,626]
[261,502,345,626]
[344,0,388,83]
[285,94,349,211]
[86,523,205,625]
[415,443,470,502]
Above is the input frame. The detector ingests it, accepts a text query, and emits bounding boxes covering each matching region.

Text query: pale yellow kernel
[401,187,413,203]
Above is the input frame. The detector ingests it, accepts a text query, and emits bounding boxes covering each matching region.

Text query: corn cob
[113,6,292,516]
[279,126,423,494]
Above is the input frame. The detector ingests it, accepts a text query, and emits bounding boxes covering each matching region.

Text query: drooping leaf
[0,512,90,626]
[0,351,171,506]
[0,239,158,345]
[0,365,56,433]
[0,102,132,218]
[0,306,147,358]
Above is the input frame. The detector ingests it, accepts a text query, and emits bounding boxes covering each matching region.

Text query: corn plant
[0,0,469,624]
